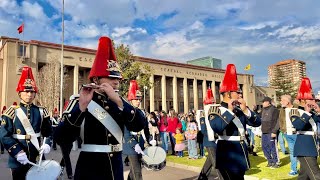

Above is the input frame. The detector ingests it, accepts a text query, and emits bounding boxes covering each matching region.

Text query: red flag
[17,23,24,34]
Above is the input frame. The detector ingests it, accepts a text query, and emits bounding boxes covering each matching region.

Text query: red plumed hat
[53,108,59,114]
[219,64,239,93]
[296,77,314,100]
[88,36,122,80]
[2,106,6,114]
[16,66,38,93]
[203,87,215,105]
[127,80,142,101]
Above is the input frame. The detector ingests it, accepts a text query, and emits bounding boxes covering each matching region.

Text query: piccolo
[82,83,120,92]
[82,83,100,89]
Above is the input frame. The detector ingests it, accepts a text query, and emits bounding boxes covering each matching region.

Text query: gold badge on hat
[107,60,121,72]
[1,120,6,125]
[16,129,21,134]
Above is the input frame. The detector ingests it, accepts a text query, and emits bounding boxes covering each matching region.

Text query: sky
[1,0,320,92]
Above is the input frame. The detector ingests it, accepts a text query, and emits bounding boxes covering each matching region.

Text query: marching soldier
[207,64,261,179]
[0,66,52,179]
[289,77,320,179]
[50,108,60,150]
[123,80,150,180]
[198,87,223,180]
[1,106,7,154]
[53,36,146,180]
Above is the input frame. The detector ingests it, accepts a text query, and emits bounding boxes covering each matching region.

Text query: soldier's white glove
[134,144,145,155]
[39,144,51,154]
[149,140,156,146]
[16,152,29,165]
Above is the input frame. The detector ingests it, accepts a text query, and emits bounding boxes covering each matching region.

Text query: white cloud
[151,31,203,58]
[22,1,48,21]
[111,27,147,38]
[239,21,279,30]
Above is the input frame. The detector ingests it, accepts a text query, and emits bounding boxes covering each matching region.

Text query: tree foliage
[37,56,69,114]
[115,43,153,97]
[270,68,298,101]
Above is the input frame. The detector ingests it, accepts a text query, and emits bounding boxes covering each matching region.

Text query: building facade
[268,59,306,87]
[0,36,273,113]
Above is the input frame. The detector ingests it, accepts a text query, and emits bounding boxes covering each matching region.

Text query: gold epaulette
[200,111,205,118]
[2,106,16,119]
[42,107,50,118]
[208,106,221,116]
[289,109,300,122]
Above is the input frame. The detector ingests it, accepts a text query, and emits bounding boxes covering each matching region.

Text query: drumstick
[38,137,46,166]
[27,160,44,169]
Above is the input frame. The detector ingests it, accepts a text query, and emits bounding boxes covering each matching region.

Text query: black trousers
[11,165,31,180]
[52,127,57,149]
[298,156,320,180]
[60,143,73,176]
[0,141,4,152]
[198,147,223,180]
[219,170,245,180]
[127,155,142,180]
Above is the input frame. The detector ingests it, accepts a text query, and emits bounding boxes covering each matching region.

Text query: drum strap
[204,105,215,141]
[87,100,123,144]
[15,108,40,150]
[285,108,296,135]
[218,106,247,144]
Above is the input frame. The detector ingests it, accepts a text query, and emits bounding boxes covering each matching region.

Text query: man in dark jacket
[261,96,280,168]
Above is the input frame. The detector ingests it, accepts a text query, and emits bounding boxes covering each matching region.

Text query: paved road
[0,146,198,180]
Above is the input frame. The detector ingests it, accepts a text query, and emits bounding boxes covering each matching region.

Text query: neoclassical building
[0,36,275,113]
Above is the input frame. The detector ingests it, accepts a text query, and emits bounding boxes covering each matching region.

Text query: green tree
[270,68,298,102]
[114,44,153,98]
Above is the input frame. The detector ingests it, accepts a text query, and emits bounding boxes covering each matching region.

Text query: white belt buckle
[111,144,121,152]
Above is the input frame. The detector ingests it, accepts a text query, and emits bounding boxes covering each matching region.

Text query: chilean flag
[17,23,24,34]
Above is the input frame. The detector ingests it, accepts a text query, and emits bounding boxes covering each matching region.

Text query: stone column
[161,75,167,111]
[172,76,178,112]
[149,74,155,112]
[211,80,216,101]
[193,78,198,111]
[202,80,207,100]
[183,77,189,113]
[73,64,79,94]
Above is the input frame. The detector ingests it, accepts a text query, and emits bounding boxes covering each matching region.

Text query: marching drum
[141,146,166,171]
[26,160,62,180]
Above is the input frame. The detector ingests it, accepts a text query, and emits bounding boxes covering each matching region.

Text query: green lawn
[166,148,320,180]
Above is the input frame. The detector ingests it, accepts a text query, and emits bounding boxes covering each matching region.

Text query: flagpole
[22,23,25,61]
[60,0,64,117]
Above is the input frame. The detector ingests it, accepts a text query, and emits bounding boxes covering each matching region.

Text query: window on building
[18,44,27,57]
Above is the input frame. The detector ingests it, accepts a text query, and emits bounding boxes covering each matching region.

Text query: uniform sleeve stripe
[65,99,77,113]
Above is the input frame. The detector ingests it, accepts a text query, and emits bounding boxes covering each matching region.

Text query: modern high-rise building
[268,59,306,87]
[187,56,222,69]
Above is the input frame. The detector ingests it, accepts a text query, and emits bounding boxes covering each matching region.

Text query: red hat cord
[88,36,122,80]
[220,64,239,93]
[203,86,215,105]
[296,77,313,100]
[16,66,38,93]
[128,80,142,101]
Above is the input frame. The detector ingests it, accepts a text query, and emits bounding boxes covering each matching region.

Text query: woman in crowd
[158,111,169,153]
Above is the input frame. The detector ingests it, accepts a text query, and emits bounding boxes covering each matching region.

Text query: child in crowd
[174,128,185,157]
[148,112,159,145]
[185,113,198,159]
